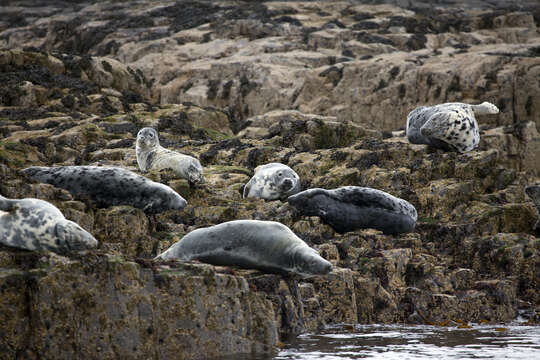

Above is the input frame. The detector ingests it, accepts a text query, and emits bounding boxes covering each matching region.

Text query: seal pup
[288,186,417,235]
[406,101,499,152]
[136,127,205,185]
[0,195,98,252]
[22,166,187,214]
[243,163,301,200]
[155,220,332,277]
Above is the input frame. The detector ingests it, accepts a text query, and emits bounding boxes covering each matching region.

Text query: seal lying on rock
[288,187,417,235]
[155,220,332,277]
[136,127,205,185]
[0,195,98,252]
[525,184,540,234]
[406,102,499,152]
[22,166,187,214]
[243,163,301,200]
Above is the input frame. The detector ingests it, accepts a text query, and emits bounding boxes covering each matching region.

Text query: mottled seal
[288,187,417,235]
[155,220,332,277]
[22,166,187,214]
[0,195,98,252]
[406,102,499,152]
[243,163,301,200]
[136,127,205,185]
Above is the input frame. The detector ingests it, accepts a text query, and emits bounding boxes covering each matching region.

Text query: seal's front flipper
[242,178,253,199]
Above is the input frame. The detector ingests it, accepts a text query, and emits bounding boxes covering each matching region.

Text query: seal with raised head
[155,220,333,277]
[22,166,187,214]
[406,101,499,152]
[136,127,205,185]
[288,186,417,235]
[0,195,98,252]
[243,163,301,200]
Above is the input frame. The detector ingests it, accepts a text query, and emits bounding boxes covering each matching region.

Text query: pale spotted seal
[243,163,301,200]
[155,220,333,277]
[136,127,205,185]
[0,195,98,252]
[406,102,499,152]
[288,186,417,235]
[22,166,187,214]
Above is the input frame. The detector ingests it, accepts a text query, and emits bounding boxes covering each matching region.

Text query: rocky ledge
[0,0,539,359]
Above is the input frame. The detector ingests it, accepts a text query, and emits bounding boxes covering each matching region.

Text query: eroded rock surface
[0,0,539,358]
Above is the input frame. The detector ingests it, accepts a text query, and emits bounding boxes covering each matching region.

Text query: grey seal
[136,127,205,185]
[155,220,332,277]
[406,102,499,152]
[288,186,417,235]
[525,184,540,234]
[243,163,301,200]
[22,166,187,214]
[0,195,98,252]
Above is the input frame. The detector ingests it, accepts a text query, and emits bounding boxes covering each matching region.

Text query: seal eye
[278,173,282,177]
[148,133,154,138]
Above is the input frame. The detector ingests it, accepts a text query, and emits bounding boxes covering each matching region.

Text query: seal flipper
[243,178,253,199]
[0,195,15,211]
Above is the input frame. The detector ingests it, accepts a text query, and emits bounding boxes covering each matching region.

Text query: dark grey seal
[288,186,417,235]
[22,166,187,214]
[155,220,332,277]
[0,195,98,252]
[243,163,301,200]
[406,102,499,152]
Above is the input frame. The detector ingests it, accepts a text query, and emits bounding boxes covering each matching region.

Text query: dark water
[274,322,540,359]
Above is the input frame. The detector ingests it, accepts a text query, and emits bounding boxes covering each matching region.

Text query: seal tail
[470,102,499,115]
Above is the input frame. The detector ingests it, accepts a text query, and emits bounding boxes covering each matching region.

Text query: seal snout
[280,178,294,191]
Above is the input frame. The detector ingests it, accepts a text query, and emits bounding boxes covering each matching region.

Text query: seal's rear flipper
[0,195,15,211]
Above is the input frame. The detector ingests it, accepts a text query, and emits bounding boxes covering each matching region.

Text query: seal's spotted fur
[406,102,499,152]
[0,195,97,252]
[22,166,187,214]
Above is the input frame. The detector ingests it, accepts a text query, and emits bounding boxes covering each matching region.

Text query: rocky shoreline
[0,1,539,358]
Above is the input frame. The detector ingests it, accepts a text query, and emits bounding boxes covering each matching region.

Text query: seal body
[0,195,98,252]
[155,220,332,277]
[288,187,417,235]
[22,166,187,214]
[136,127,205,185]
[243,163,301,200]
[406,102,498,153]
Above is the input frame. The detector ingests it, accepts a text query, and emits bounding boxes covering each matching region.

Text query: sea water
[274,322,540,359]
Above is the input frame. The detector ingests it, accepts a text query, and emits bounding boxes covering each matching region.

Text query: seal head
[243,163,301,200]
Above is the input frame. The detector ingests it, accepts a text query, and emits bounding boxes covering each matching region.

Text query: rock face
[0,0,539,358]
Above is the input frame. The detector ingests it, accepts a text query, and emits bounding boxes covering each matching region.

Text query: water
[273,323,540,360]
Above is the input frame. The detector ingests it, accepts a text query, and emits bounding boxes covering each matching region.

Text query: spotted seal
[243,163,301,200]
[288,186,417,235]
[406,102,499,152]
[136,127,204,185]
[0,195,98,252]
[22,166,187,214]
[155,220,333,277]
